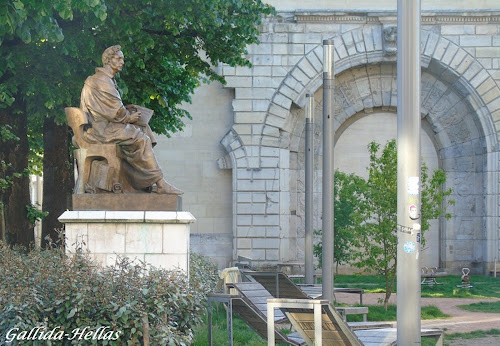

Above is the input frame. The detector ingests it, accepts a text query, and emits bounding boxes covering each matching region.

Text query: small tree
[314,170,366,272]
[351,139,453,308]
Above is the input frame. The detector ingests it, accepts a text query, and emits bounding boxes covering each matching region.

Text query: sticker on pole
[407,177,419,195]
[403,241,416,254]
[409,204,419,220]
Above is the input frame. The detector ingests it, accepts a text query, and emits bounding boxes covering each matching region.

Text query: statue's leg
[118,135,164,190]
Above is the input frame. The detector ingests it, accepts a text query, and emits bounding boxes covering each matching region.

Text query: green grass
[420,275,500,298]
[193,302,448,345]
[444,329,500,343]
[343,304,449,322]
[457,300,500,313]
[192,304,290,346]
[334,274,500,298]
[421,337,439,346]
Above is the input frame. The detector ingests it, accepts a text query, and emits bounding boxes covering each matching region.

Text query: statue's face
[109,50,125,74]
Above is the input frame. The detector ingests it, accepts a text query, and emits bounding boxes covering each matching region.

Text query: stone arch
[279,29,499,273]
[218,129,248,170]
[261,29,499,152]
[288,66,483,270]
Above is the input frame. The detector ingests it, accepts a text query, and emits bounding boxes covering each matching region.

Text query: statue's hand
[126,105,137,112]
[129,111,141,124]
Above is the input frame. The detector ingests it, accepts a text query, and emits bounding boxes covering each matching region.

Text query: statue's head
[102,45,124,74]
[102,45,122,65]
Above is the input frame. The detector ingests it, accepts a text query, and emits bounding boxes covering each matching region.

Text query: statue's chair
[66,107,125,194]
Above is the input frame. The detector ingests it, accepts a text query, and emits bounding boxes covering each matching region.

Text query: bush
[189,253,219,298]
[0,242,217,345]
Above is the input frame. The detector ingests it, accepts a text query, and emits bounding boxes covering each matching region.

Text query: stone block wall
[217,10,500,273]
[153,7,500,274]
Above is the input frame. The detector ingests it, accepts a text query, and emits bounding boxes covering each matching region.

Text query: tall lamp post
[305,93,314,285]
[322,40,335,303]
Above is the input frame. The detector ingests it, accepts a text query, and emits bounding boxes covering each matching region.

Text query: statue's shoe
[155,179,183,195]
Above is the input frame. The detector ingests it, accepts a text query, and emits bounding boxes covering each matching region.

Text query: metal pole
[305,93,314,285]
[208,301,213,345]
[397,0,421,345]
[322,40,335,303]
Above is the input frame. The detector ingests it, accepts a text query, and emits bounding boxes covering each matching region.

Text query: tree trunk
[0,108,35,248]
[41,117,73,248]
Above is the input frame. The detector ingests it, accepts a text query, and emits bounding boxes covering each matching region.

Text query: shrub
[189,253,219,298]
[0,242,216,345]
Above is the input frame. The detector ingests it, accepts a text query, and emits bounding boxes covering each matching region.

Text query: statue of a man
[80,45,181,194]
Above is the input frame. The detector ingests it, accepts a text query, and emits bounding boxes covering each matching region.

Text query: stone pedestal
[59,211,195,274]
[72,194,181,211]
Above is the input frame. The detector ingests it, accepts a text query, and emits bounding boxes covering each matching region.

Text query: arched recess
[277,29,499,273]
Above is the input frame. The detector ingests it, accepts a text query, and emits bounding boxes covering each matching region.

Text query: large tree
[0,0,274,247]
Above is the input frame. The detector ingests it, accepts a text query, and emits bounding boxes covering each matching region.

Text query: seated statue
[68,45,181,195]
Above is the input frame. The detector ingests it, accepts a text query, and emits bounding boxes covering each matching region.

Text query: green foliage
[189,252,219,299]
[314,170,366,270]
[0,125,19,142]
[0,125,26,193]
[312,140,454,307]
[0,158,29,193]
[0,0,275,135]
[348,140,454,308]
[350,140,398,308]
[0,0,274,246]
[25,202,48,225]
[0,243,216,345]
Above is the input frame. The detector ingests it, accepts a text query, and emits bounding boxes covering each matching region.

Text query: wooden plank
[236,289,272,298]
[231,298,295,344]
[228,282,287,322]
[229,282,267,290]
[348,321,393,330]
[282,305,362,346]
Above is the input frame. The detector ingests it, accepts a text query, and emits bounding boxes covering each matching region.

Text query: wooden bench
[267,298,363,346]
[336,306,369,322]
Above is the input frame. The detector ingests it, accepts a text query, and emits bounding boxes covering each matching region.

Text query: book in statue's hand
[127,104,154,126]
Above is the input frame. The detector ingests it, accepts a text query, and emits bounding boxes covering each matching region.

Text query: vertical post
[267,302,275,346]
[227,299,233,346]
[322,40,335,303]
[494,257,497,278]
[305,93,314,285]
[314,304,323,346]
[208,301,213,346]
[397,0,421,345]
